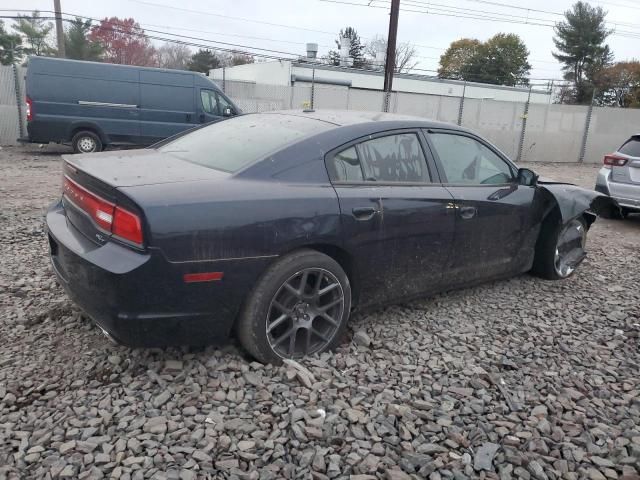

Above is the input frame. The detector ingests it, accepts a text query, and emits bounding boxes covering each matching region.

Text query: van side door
[138,70,199,145]
[198,88,237,124]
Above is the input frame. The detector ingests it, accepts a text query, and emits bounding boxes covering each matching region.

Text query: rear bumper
[46,201,265,347]
[595,167,640,211]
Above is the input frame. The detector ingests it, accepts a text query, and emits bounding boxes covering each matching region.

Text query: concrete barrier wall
[1,66,637,165]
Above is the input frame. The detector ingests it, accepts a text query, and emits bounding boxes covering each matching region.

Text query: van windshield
[158,114,332,173]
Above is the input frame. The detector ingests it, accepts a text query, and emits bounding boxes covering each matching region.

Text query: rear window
[618,137,640,157]
[158,114,331,172]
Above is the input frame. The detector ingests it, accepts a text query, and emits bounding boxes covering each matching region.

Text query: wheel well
[69,125,105,144]
[296,244,359,306]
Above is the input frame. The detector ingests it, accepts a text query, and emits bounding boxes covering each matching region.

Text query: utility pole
[383,0,400,94]
[54,0,65,58]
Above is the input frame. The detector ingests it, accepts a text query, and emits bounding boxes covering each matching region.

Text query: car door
[425,129,539,284]
[325,130,456,307]
[198,88,236,124]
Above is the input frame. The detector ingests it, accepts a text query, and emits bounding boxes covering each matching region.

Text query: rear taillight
[604,154,628,168]
[26,96,33,122]
[112,206,143,245]
[63,176,144,246]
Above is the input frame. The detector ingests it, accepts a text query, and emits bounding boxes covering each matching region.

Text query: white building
[210,59,552,104]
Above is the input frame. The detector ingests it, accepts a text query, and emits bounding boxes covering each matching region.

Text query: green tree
[0,20,23,65]
[12,10,55,57]
[328,27,366,68]
[461,34,531,86]
[553,1,613,104]
[595,61,640,107]
[438,39,481,80]
[438,35,530,86]
[187,49,222,73]
[65,17,103,61]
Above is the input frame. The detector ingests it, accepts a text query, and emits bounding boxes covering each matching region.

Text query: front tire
[532,213,587,280]
[72,130,103,154]
[237,250,351,364]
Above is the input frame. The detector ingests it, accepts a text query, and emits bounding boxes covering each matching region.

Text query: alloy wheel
[78,136,97,153]
[265,267,345,359]
[554,219,586,278]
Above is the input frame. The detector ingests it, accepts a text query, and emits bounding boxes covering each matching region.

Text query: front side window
[216,92,234,115]
[357,133,430,183]
[200,89,218,115]
[429,133,513,185]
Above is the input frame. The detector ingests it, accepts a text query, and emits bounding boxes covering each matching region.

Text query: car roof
[262,109,464,131]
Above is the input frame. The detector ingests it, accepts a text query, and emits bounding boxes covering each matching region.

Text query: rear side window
[619,138,640,157]
[358,133,430,182]
[328,146,364,182]
[159,114,331,173]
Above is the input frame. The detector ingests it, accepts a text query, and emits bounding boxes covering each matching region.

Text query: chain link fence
[3,64,640,165]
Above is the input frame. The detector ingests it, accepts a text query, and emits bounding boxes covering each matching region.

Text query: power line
[321,0,640,38]
[0,9,571,84]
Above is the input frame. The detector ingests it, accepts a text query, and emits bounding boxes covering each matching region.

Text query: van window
[200,90,218,115]
[216,92,234,114]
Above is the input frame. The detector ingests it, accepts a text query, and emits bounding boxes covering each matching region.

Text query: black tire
[532,212,587,280]
[237,249,352,364]
[71,130,103,154]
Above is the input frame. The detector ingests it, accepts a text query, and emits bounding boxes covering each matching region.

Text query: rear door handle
[199,113,206,123]
[186,113,192,122]
[352,206,378,221]
[459,206,477,220]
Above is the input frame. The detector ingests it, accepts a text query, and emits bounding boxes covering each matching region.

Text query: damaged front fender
[537,179,619,224]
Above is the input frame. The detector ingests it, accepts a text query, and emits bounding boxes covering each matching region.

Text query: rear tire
[72,130,103,154]
[237,249,351,364]
[532,212,587,280]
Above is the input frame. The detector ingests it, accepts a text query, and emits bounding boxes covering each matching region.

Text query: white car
[596,134,640,218]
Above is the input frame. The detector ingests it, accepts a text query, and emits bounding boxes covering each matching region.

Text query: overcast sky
[8,0,640,83]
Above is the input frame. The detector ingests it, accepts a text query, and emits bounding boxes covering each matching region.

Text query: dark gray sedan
[46,110,611,363]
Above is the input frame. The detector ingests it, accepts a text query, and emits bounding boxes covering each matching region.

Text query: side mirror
[223,107,233,117]
[518,168,538,186]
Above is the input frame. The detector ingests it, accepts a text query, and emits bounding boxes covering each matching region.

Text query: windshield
[158,113,332,173]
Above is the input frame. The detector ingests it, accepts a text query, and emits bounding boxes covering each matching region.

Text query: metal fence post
[457,82,466,126]
[310,68,315,109]
[578,89,596,164]
[516,85,532,163]
[383,90,391,112]
[12,64,25,139]
[222,67,226,93]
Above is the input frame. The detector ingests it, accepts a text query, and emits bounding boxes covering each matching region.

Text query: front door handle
[352,206,378,221]
[186,113,192,122]
[199,113,206,123]
[459,206,477,220]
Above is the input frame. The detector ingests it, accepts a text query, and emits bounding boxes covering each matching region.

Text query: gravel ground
[1,145,639,480]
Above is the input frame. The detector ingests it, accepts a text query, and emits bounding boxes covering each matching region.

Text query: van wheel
[72,131,102,154]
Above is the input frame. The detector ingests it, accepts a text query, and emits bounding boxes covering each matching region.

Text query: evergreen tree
[0,20,23,65]
[187,49,222,74]
[328,27,366,68]
[12,11,55,57]
[65,17,103,61]
[553,1,613,104]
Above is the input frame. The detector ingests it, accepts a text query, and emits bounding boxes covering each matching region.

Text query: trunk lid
[63,148,229,188]
[62,148,227,248]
